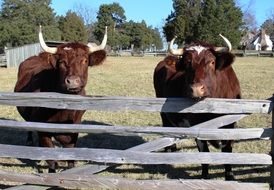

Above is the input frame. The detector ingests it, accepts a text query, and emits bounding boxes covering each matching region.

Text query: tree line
[163,0,243,47]
[0,0,162,51]
[0,0,273,51]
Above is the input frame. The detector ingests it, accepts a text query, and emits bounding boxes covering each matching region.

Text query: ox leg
[161,113,173,127]
[38,132,57,173]
[222,140,234,180]
[196,139,210,179]
[26,131,33,146]
[55,133,78,169]
[222,123,235,180]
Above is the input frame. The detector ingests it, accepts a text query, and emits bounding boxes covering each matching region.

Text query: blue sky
[0,0,272,27]
[51,0,172,28]
[51,0,274,28]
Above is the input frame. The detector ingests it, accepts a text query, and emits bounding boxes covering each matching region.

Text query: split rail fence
[0,92,273,189]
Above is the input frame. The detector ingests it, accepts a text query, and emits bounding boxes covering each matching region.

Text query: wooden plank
[0,170,268,190]
[8,138,180,189]
[0,92,272,114]
[0,63,7,67]
[0,119,271,140]
[126,137,177,151]
[4,185,49,190]
[0,144,271,165]
[191,114,248,129]
[63,137,180,174]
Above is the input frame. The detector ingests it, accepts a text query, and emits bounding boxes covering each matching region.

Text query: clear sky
[51,0,274,28]
[0,0,272,27]
[51,0,173,28]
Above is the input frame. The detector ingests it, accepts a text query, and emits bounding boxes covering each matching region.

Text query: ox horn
[88,26,108,53]
[38,25,57,54]
[214,34,232,52]
[168,36,184,56]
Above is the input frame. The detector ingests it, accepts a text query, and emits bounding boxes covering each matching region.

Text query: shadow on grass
[0,118,29,145]
[78,120,146,149]
[105,164,270,183]
[0,118,270,184]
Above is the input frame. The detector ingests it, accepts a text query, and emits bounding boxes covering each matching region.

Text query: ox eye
[185,59,192,69]
[58,60,65,66]
[183,59,191,66]
[82,59,88,65]
[209,60,215,69]
[209,60,215,66]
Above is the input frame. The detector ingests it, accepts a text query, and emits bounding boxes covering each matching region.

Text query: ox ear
[215,52,235,70]
[39,52,57,69]
[48,54,57,68]
[89,50,107,66]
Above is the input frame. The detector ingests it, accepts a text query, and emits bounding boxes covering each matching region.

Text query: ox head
[169,35,235,99]
[39,26,107,94]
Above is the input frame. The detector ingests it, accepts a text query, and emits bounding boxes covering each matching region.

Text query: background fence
[5,43,42,68]
[1,48,274,68]
[233,50,274,57]
[0,92,273,189]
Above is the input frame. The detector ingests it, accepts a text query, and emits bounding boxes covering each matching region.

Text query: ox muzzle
[191,83,209,99]
[65,75,82,93]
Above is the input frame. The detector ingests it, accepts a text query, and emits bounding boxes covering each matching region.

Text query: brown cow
[153,35,241,180]
[14,26,107,173]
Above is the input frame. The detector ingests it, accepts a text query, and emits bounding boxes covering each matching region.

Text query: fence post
[270,95,274,190]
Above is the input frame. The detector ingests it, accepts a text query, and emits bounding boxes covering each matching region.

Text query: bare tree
[73,2,96,42]
[267,8,274,21]
[73,2,96,26]
[243,12,257,33]
[261,8,274,37]
[242,0,258,33]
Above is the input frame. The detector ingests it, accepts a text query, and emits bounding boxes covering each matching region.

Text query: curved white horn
[39,25,57,54]
[168,36,184,56]
[88,26,108,53]
[214,34,232,52]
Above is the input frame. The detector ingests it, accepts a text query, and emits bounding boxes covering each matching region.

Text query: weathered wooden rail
[0,92,271,113]
[0,92,273,190]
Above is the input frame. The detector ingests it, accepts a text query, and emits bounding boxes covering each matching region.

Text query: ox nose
[191,83,205,98]
[65,76,81,89]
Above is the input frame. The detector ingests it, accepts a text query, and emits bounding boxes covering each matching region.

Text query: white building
[251,29,273,50]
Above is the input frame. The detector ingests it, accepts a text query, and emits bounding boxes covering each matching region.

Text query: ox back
[153,42,241,180]
[14,27,107,173]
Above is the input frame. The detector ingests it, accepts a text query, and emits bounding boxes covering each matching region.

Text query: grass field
[0,56,273,187]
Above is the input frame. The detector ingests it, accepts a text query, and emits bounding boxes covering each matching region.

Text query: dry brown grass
[0,56,273,187]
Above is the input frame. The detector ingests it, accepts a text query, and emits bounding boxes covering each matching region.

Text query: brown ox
[14,26,107,173]
[153,35,241,180]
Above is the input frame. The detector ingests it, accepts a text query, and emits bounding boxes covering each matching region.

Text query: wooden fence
[0,92,273,189]
[232,50,274,57]
[5,43,42,68]
[0,54,7,67]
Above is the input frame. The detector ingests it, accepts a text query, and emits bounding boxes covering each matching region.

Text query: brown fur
[14,43,106,172]
[153,45,241,180]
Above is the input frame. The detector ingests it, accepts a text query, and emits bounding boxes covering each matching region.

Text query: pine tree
[196,0,243,46]
[93,3,126,48]
[163,0,201,45]
[163,0,243,47]
[94,3,163,50]
[58,11,88,43]
[0,0,60,47]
